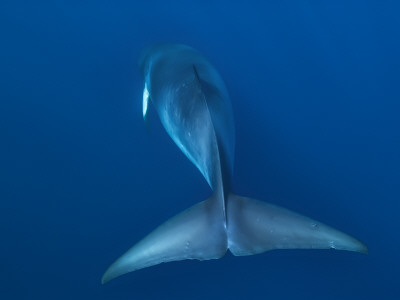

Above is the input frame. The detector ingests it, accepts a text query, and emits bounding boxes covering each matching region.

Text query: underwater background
[1,1,399,299]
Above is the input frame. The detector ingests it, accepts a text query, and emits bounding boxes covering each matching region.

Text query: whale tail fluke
[102,193,367,284]
[101,195,227,284]
[226,193,368,256]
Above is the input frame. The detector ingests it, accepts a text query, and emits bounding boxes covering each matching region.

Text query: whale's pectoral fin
[142,82,152,131]
[142,82,150,121]
[226,193,368,256]
[101,197,227,284]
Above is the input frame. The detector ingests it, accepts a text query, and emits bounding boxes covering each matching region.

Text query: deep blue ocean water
[1,1,399,299]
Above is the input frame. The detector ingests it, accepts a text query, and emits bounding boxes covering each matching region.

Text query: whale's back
[142,44,235,191]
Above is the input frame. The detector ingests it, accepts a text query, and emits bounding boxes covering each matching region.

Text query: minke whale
[102,43,367,284]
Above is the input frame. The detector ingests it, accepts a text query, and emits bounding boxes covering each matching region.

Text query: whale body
[101,43,367,284]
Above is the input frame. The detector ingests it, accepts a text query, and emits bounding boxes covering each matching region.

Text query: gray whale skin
[102,43,367,284]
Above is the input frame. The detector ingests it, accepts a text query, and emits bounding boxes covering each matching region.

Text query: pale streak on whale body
[102,43,367,284]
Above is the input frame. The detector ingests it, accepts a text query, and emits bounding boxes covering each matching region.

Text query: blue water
[1,1,399,299]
